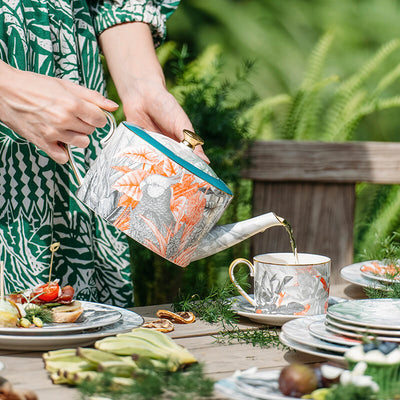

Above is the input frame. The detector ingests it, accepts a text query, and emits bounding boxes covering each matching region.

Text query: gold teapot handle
[65,110,117,186]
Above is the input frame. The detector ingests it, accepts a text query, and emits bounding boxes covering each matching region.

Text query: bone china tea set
[66,112,330,316]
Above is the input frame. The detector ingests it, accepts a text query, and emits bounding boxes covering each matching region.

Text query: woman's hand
[99,22,209,163]
[0,62,118,163]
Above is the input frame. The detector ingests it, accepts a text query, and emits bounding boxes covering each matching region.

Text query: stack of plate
[280,298,400,362]
[0,301,143,351]
[341,260,400,289]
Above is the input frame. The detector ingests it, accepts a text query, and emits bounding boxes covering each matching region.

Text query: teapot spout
[190,212,284,262]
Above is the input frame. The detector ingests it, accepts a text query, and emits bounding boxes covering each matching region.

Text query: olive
[278,363,318,397]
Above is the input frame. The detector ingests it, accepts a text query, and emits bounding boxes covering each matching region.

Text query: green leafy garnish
[24,306,53,324]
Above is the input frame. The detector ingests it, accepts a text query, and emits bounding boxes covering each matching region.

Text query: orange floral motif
[120,147,161,164]
[110,145,211,264]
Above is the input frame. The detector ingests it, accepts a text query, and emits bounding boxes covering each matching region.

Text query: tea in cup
[229,253,330,315]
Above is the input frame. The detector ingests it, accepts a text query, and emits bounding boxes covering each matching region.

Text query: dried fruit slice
[142,318,174,332]
[156,310,195,324]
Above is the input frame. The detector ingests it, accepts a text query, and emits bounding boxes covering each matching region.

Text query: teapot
[67,114,285,267]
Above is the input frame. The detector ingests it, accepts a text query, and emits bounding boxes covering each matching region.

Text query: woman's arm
[0,61,118,163]
[99,22,209,162]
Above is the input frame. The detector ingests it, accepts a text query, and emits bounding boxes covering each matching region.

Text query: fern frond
[301,30,335,89]
[324,39,400,140]
[373,64,400,96]
[338,39,400,95]
[282,32,335,140]
[356,186,400,259]
[243,94,291,139]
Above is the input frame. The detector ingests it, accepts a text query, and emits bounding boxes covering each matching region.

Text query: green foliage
[325,383,377,400]
[78,364,215,400]
[243,32,400,143]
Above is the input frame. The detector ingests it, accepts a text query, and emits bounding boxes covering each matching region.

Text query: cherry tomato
[33,281,60,302]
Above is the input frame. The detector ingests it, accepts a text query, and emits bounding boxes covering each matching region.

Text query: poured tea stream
[280,218,299,264]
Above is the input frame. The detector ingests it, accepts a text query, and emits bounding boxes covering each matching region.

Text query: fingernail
[105,98,119,108]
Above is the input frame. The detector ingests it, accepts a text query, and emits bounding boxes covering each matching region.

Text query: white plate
[340,261,387,289]
[326,315,400,336]
[0,301,122,335]
[327,298,400,329]
[230,296,344,327]
[308,320,362,347]
[282,315,348,353]
[0,307,143,351]
[359,261,400,284]
[215,369,301,400]
[279,331,345,362]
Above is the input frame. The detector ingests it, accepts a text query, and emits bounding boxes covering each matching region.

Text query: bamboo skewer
[48,242,60,283]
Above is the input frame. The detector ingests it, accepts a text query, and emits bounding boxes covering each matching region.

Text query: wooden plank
[251,181,355,287]
[242,140,400,183]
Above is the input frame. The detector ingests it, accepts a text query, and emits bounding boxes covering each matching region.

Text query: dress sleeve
[88,0,180,47]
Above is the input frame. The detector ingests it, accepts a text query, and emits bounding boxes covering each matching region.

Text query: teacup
[229,253,330,315]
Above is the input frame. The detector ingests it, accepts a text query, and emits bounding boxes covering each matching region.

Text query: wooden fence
[241,140,400,286]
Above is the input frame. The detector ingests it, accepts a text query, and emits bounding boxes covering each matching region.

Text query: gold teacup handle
[229,258,256,307]
[65,110,117,186]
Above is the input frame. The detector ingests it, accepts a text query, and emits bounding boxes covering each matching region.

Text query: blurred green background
[106,0,400,305]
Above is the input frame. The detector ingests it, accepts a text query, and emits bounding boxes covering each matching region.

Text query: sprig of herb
[172,284,239,327]
[173,284,284,349]
[325,383,378,400]
[213,326,287,350]
[359,232,400,266]
[364,282,400,299]
[24,306,53,324]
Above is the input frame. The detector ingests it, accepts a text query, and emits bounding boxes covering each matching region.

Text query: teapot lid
[123,122,233,195]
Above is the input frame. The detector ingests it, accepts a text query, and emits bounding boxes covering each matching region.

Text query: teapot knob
[182,129,204,150]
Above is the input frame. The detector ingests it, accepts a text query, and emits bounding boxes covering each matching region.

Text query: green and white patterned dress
[0,0,179,307]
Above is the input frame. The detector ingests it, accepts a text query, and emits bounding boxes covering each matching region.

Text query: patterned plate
[0,307,143,351]
[324,322,400,343]
[326,315,400,336]
[360,261,400,284]
[281,315,349,353]
[308,320,362,347]
[340,261,387,289]
[327,298,400,329]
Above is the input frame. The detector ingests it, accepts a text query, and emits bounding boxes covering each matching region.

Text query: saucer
[230,295,344,326]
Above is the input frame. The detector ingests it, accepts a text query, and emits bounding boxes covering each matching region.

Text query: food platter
[0,306,143,351]
[340,261,387,289]
[359,261,400,284]
[0,301,123,335]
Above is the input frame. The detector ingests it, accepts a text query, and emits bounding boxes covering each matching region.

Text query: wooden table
[0,283,365,400]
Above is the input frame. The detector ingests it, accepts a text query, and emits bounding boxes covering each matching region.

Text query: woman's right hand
[0,62,118,163]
